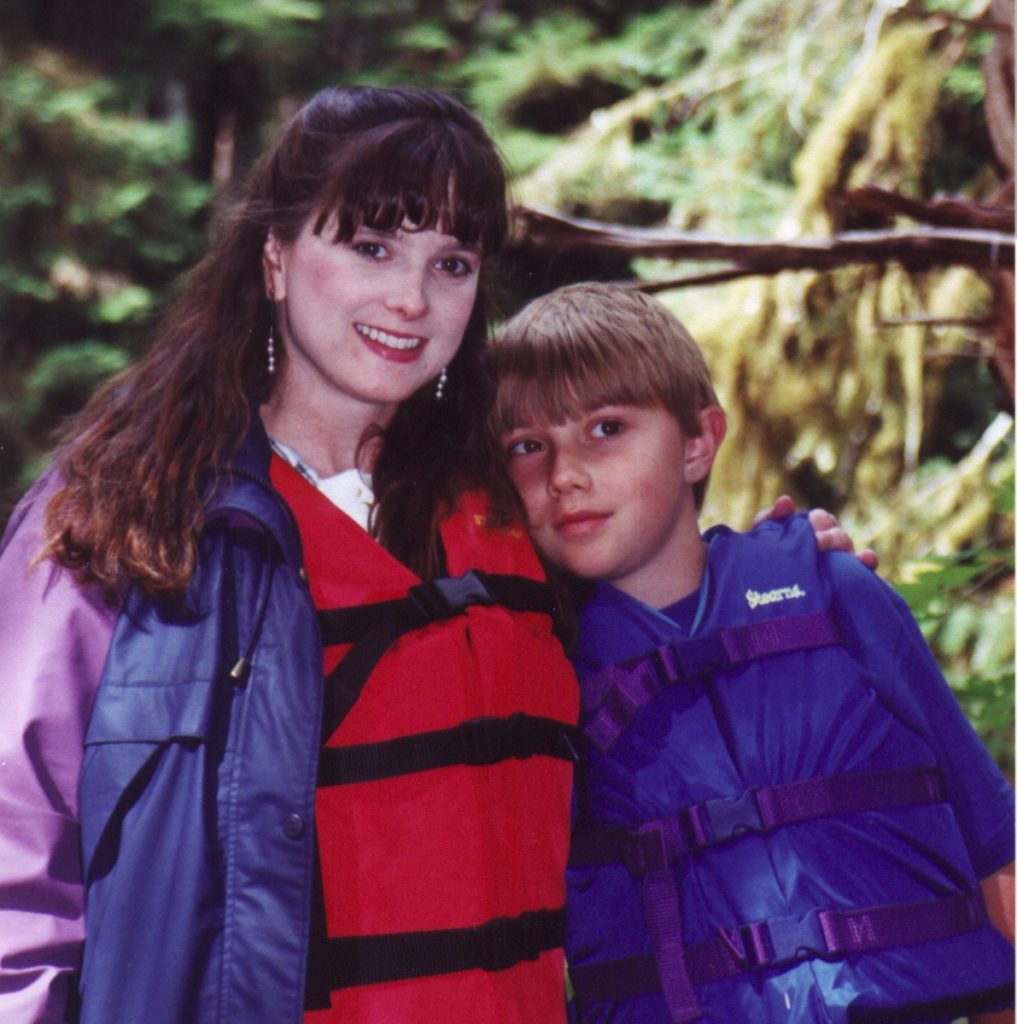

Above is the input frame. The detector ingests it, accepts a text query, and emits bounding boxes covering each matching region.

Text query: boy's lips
[554,510,611,537]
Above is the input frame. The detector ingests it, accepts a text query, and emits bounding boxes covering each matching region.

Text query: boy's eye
[591,419,624,439]
[505,437,544,457]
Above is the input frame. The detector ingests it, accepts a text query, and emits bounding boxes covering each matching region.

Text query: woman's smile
[354,322,427,359]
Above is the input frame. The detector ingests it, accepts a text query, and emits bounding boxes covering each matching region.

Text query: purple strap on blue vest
[568,766,947,1023]
[569,766,946,870]
[583,611,840,752]
[641,847,700,1023]
[569,891,988,1012]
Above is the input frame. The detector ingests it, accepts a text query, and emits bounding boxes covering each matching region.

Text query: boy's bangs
[494,341,662,435]
[316,123,506,252]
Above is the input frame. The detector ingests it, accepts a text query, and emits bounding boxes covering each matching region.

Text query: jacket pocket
[80,676,221,881]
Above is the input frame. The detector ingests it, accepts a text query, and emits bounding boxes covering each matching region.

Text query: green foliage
[17,340,130,432]
[0,0,1010,777]
[0,48,209,361]
[895,463,1015,779]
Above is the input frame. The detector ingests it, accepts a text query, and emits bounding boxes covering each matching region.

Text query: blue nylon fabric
[567,514,1014,1024]
[77,422,323,1024]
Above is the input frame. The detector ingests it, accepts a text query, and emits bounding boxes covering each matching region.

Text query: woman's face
[263,217,481,427]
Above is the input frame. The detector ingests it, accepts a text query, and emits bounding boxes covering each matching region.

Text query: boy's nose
[548,450,591,494]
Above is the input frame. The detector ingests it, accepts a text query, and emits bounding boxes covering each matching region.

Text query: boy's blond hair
[489,283,721,505]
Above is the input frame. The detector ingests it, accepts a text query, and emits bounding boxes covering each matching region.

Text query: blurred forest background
[0,0,1013,772]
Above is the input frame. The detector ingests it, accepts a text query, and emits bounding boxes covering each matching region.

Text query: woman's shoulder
[1,464,62,556]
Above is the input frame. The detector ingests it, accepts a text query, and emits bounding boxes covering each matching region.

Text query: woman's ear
[684,405,727,484]
[262,230,286,301]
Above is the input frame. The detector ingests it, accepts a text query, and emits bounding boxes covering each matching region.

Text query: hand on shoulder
[753,495,878,571]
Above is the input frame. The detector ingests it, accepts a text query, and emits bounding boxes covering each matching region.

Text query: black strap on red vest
[318,570,556,740]
[304,570,568,1009]
[318,907,565,991]
[319,712,578,786]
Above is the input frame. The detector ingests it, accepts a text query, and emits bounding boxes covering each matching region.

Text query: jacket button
[298,567,309,585]
[282,813,306,839]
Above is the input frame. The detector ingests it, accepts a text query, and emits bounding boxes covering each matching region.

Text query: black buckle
[764,909,829,964]
[409,570,494,621]
[693,788,763,845]
[625,823,671,878]
[721,911,828,971]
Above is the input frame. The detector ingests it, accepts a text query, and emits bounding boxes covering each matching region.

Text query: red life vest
[271,457,579,1024]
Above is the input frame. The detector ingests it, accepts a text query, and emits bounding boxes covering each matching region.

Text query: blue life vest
[566,516,1013,1024]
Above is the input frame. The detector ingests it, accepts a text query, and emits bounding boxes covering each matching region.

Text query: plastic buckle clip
[698,788,764,845]
[625,822,671,878]
[409,570,494,621]
[764,910,829,966]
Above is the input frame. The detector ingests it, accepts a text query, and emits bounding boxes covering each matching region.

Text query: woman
[0,85,579,1024]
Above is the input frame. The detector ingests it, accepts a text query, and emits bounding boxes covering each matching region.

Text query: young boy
[489,283,1015,1024]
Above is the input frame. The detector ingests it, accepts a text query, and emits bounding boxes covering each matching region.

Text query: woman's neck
[259,388,385,478]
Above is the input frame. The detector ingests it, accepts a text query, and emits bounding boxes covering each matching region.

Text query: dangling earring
[435,367,447,401]
[266,286,277,376]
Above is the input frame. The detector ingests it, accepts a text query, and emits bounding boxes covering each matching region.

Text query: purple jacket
[0,472,118,1023]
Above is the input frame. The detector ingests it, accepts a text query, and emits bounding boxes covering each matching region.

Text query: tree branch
[512,205,1016,275]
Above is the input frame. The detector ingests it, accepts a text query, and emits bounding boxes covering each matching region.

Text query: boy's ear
[684,405,727,484]
[262,230,287,301]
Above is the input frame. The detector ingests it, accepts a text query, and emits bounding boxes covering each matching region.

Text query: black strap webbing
[318,571,556,740]
[318,713,580,786]
[319,908,565,991]
[317,571,555,645]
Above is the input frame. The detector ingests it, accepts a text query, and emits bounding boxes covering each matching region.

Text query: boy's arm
[972,860,1015,1023]
[827,556,1014,1022]
[827,553,1015,876]
[970,862,1015,1024]
[982,860,1015,944]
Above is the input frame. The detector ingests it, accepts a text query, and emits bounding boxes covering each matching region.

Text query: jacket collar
[204,413,303,567]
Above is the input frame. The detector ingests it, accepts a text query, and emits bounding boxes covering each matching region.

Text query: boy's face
[501,402,718,606]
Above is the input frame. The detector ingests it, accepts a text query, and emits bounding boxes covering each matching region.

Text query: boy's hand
[753,495,879,571]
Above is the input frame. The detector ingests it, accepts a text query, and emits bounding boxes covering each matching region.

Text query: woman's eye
[352,240,388,260]
[591,420,623,439]
[438,255,475,278]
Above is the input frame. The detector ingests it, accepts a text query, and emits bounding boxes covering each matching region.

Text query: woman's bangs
[320,125,506,252]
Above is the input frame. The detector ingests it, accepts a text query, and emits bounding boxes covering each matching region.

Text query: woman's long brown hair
[44,85,514,598]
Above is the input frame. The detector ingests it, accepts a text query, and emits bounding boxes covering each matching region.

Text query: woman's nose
[384,269,428,319]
